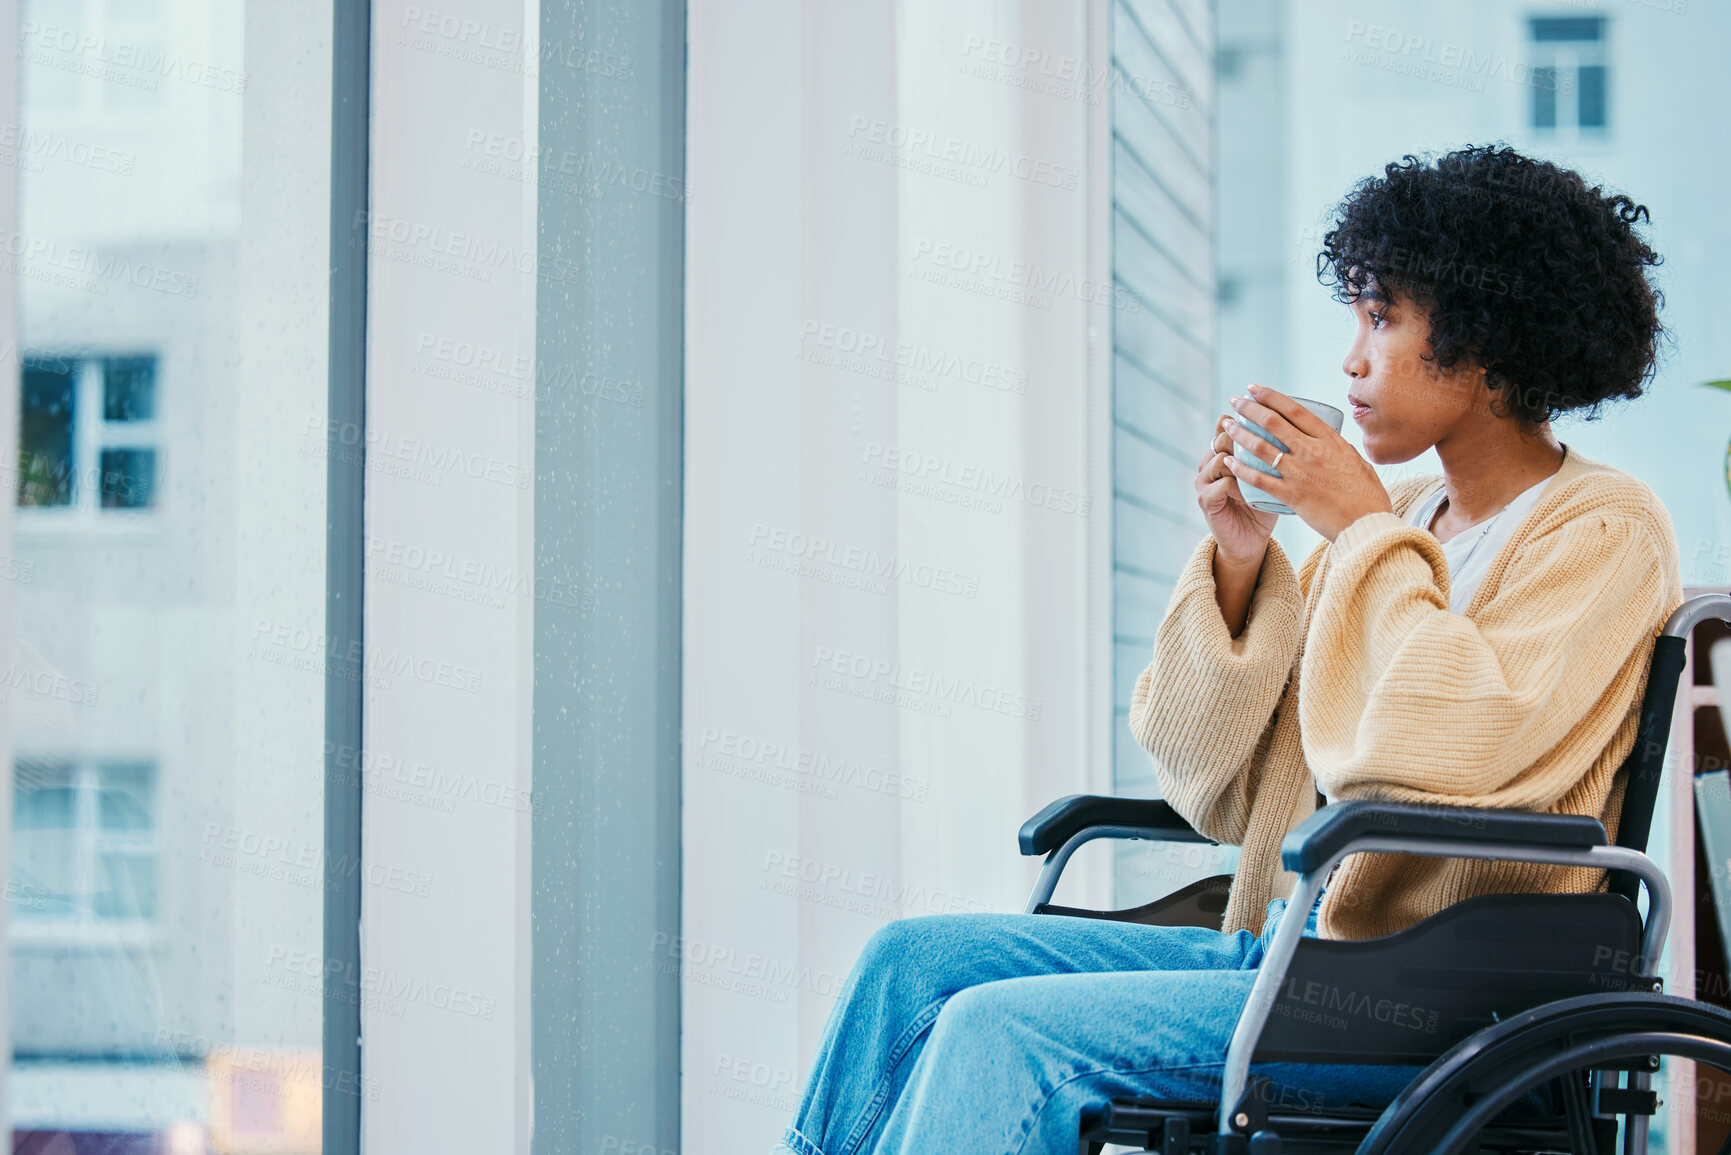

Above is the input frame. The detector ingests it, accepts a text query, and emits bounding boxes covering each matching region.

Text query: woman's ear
[1432,360,1490,420]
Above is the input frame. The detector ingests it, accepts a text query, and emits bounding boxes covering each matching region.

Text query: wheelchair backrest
[1607,594,1731,901]
[1607,634,1686,861]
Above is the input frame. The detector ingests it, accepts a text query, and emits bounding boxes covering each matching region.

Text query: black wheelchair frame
[1019,593,1731,1155]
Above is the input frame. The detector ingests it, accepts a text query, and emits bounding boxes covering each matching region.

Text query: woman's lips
[1348,395,1371,421]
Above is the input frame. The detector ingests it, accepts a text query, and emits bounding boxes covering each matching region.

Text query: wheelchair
[1019,593,1731,1154]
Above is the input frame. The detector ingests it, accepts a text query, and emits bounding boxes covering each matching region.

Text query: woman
[773,145,1681,1155]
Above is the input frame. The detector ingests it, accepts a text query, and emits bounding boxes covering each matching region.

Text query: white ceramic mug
[1232,397,1346,515]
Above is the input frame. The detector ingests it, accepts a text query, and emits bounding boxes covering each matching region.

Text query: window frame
[10,757,161,949]
[1528,17,1611,139]
[15,351,163,527]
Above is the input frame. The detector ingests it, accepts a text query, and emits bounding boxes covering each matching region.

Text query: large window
[8,0,338,1149]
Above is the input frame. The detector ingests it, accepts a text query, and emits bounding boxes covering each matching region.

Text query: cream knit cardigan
[1130,446,1682,941]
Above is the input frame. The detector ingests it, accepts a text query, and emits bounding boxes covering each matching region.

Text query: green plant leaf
[1702,379,1731,393]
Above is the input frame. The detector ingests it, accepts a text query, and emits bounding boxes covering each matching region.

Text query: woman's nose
[1342,344,1369,380]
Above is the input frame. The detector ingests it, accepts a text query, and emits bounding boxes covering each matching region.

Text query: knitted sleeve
[1129,534,1308,844]
[1302,503,1675,807]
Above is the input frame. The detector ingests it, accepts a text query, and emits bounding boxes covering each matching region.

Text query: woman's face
[1340,291,1487,464]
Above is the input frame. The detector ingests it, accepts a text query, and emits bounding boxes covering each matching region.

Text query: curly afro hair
[1317,145,1663,427]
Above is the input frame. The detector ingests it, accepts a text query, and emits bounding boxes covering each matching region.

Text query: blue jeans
[774,898,1417,1155]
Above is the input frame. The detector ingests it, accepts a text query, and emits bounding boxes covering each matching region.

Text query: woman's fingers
[1197,419,1236,472]
[1224,452,1288,499]
[1228,395,1302,450]
[1251,384,1326,430]
[1202,458,1258,505]
[1223,419,1280,469]
[1199,472,1240,509]
[1203,450,1239,485]
[1197,460,1234,508]
[1242,384,1334,441]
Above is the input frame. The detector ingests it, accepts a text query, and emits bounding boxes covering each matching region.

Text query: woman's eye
[1368,310,1387,329]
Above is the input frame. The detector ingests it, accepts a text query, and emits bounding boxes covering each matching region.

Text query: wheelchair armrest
[1019,794,1212,857]
[1280,800,1608,876]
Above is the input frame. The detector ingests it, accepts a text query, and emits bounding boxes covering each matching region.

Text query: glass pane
[103,357,157,421]
[97,763,154,830]
[1579,64,1608,129]
[1529,16,1605,42]
[96,447,156,509]
[92,851,157,918]
[1532,67,1559,129]
[18,357,75,507]
[13,762,76,830]
[11,763,78,917]
[10,0,332,1148]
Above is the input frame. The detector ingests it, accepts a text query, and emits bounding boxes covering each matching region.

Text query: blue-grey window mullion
[323,0,370,1151]
[1578,64,1607,129]
[531,0,685,1150]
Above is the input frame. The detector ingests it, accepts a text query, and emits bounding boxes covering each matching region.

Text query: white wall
[363,0,538,1149]
[683,0,1112,1148]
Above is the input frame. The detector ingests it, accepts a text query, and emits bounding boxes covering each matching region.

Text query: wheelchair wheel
[1360,992,1731,1155]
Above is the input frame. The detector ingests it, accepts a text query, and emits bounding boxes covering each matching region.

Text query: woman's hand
[1198,413,1279,638]
[1198,414,1279,566]
[1221,383,1393,541]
